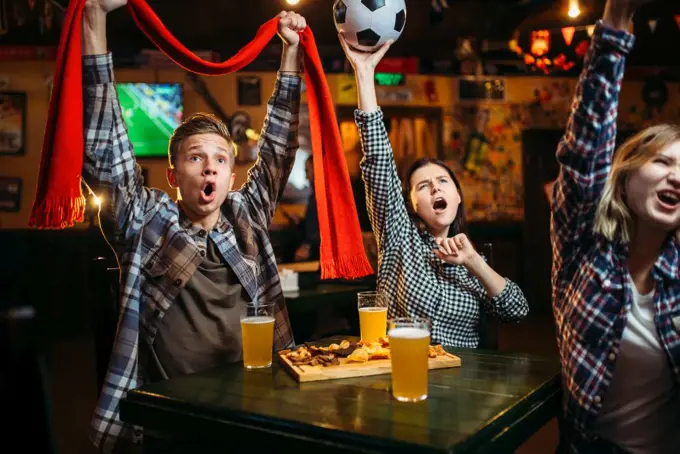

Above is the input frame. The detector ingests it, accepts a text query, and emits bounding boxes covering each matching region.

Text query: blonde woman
[551,0,680,452]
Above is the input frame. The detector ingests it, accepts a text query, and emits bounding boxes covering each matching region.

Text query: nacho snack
[283,339,448,367]
[428,344,448,358]
[346,347,370,363]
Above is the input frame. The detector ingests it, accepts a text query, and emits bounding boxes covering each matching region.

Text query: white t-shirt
[593,282,680,453]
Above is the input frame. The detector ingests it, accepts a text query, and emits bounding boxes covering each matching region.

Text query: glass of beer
[358,291,388,342]
[388,317,431,402]
[240,302,276,369]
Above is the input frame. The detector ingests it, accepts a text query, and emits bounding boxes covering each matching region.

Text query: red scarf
[29,0,372,280]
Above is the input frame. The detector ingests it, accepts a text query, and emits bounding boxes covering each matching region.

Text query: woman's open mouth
[433,198,448,213]
[657,190,680,210]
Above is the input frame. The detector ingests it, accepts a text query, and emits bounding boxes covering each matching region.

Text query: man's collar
[178,203,230,234]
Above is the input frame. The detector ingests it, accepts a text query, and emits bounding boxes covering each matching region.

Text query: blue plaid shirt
[82,54,300,453]
[551,21,680,452]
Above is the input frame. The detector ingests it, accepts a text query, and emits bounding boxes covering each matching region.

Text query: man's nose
[203,161,217,176]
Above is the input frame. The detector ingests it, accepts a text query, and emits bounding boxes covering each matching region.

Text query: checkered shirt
[355,108,529,348]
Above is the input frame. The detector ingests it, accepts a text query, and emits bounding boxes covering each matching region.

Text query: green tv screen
[116,83,183,158]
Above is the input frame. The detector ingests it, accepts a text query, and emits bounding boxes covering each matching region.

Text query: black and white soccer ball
[333,0,407,52]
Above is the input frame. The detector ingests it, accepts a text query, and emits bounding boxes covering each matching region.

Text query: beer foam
[241,316,275,324]
[359,307,387,312]
[388,327,430,339]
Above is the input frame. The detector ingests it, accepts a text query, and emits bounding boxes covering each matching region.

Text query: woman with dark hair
[338,36,529,347]
[400,156,469,237]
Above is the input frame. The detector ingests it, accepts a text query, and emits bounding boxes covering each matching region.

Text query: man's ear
[228,172,236,192]
[166,167,177,188]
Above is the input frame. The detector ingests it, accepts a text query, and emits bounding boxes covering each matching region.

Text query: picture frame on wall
[0,91,27,156]
[0,177,22,212]
[237,76,261,106]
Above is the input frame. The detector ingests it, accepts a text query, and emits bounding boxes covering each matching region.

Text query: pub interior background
[1,0,679,452]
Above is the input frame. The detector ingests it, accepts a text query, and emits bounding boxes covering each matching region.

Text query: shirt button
[199,249,206,257]
[174,279,182,286]
[603,279,611,288]
[594,395,602,404]
[198,229,207,237]
[608,352,616,361]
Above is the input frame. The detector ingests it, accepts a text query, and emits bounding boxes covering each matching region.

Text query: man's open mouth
[202,183,215,197]
[433,198,448,212]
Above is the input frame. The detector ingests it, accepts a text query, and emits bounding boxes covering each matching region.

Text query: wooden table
[120,337,561,454]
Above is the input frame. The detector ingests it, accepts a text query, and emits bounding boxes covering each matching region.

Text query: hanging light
[568,0,581,18]
[285,0,300,5]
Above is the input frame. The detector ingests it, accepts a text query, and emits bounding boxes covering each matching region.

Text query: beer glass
[388,317,431,402]
[357,291,388,342]
[240,302,276,369]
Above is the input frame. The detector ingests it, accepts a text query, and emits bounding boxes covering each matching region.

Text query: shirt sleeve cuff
[489,278,513,305]
[593,20,636,55]
[353,108,384,125]
[273,73,301,106]
[83,53,115,85]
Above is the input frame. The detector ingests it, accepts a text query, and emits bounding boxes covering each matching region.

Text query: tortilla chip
[368,347,390,360]
[347,347,369,363]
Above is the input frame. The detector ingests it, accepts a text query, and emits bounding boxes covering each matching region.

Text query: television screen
[116,83,183,158]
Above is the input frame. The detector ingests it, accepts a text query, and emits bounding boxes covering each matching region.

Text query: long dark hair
[400,157,467,237]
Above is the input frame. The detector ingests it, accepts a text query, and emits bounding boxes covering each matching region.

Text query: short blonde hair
[168,113,237,167]
[594,124,680,243]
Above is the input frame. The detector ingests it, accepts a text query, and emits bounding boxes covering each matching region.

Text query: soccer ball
[333,0,407,52]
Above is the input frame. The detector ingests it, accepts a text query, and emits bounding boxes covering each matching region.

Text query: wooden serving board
[277,348,462,383]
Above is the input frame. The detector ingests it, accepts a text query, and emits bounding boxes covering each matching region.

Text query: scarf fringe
[28,195,86,229]
[321,254,374,281]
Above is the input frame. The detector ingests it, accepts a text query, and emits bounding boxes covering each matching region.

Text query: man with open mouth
[79,2,308,452]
